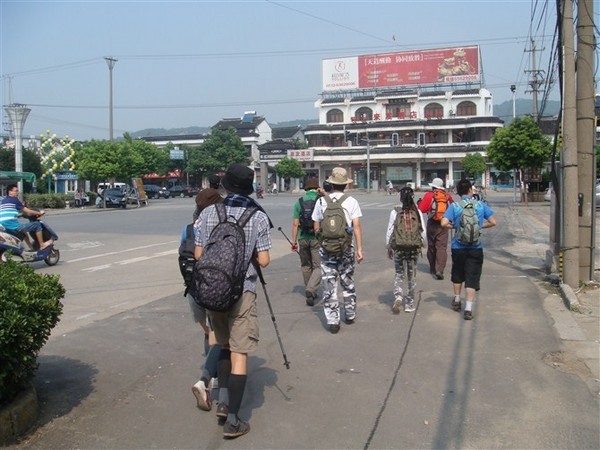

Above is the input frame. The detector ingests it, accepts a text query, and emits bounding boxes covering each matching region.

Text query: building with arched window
[259,45,505,191]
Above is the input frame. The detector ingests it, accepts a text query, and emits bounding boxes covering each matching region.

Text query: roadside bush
[23,193,67,209]
[0,259,64,406]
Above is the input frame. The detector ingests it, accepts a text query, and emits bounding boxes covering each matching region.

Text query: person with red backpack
[418,177,454,280]
[386,186,426,313]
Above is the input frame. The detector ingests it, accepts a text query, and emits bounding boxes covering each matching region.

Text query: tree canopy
[187,128,248,177]
[485,116,552,171]
[275,156,305,179]
[462,152,487,178]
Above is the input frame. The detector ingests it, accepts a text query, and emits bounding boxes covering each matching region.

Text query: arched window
[355,107,373,121]
[424,103,443,119]
[326,109,344,123]
[456,101,477,116]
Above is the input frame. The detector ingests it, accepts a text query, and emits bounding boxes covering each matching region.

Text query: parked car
[169,185,199,198]
[143,184,170,199]
[97,188,127,208]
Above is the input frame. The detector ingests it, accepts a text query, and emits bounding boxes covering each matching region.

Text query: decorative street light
[4,103,31,198]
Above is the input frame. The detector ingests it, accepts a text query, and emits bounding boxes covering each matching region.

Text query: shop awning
[0,171,37,183]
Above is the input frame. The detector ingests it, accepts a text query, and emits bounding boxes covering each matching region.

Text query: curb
[0,383,38,445]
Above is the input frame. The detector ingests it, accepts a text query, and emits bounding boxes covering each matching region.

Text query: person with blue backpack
[441,178,496,320]
[193,163,272,439]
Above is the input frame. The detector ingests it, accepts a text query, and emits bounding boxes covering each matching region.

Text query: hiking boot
[392,297,403,314]
[223,418,250,439]
[329,323,340,334]
[192,380,211,411]
[216,402,229,420]
[435,272,444,280]
[404,301,416,313]
[305,290,315,306]
[451,299,462,311]
[464,310,473,320]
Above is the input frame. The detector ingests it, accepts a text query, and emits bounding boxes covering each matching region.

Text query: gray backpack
[317,195,352,255]
[455,199,481,246]
[193,204,258,312]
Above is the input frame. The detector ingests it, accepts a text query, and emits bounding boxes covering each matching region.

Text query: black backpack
[178,223,197,297]
[298,197,316,235]
[193,204,258,312]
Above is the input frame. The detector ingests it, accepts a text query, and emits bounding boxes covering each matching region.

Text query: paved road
[8,190,600,449]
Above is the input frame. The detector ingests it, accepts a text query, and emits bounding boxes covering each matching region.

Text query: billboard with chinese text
[322,46,480,92]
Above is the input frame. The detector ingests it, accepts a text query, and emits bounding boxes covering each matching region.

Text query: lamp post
[4,103,31,198]
[104,57,117,141]
[510,85,517,202]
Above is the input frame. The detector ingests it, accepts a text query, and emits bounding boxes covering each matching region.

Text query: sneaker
[305,290,315,307]
[435,272,444,280]
[392,298,403,314]
[216,402,229,419]
[329,323,340,334]
[464,310,473,320]
[404,301,416,313]
[344,317,355,325]
[223,418,250,439]
[192,380,211,411]
[209,377,219,390]
[451,299,462,311]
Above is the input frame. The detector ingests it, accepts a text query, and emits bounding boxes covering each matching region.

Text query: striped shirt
[0,196,24,230]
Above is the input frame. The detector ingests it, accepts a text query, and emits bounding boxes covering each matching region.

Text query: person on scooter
[0,184,53,250]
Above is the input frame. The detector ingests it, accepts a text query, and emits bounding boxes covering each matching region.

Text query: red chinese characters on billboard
[358,46,479,89]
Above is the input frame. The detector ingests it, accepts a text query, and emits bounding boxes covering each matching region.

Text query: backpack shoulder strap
[186,223,194,239]
[236,206,259,229]
[214,203,227,224]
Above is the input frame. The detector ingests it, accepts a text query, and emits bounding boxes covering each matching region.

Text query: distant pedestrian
[312,167,363,334]
[418,177,454,280]
[290,178,322,306]
[441,178,496,320]
[386,180,394,195]
[386,186,425,313]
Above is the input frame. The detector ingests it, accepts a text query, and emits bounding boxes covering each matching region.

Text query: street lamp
[105,57,117,141]
[4,103,31,198]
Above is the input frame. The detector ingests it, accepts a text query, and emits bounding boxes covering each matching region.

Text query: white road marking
[67,240,178,263]
[82,264,112,272]
[76,312,98,320]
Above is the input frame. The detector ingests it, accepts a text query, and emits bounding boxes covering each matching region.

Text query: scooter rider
[0,184,53,249]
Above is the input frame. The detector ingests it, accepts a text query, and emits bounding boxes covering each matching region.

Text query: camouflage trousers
[320,246,356,325]
[393,249,418,303]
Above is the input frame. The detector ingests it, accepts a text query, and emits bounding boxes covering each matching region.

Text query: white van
[97,182,128,194]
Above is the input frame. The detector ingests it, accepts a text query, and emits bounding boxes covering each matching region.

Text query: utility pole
[104,57,117,141]
[524,38,545,122]
[576,0,596,281]
[561,0,580,289]
[511,84,517,202]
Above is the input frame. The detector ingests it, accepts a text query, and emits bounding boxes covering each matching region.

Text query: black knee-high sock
[227,374,247,419]
[217,348,231,404]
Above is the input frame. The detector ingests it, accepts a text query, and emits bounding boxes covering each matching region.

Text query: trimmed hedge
[0,259,64,406]
[23,192,96,209]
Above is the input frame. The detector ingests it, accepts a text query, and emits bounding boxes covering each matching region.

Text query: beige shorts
[208,291,259,354]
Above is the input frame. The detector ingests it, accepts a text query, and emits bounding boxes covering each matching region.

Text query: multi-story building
[259,45,506,190]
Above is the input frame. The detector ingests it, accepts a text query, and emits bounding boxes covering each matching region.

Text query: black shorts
[451,248,484,290]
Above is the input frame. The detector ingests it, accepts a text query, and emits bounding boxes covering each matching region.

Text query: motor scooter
[0,211,60,266]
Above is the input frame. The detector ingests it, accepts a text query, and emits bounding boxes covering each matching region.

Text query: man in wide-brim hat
[311,167,364,334]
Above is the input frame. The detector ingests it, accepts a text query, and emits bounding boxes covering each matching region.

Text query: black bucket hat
[221,163,254,196]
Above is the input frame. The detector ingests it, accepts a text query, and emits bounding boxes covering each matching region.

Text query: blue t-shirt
[444,196,494,249]
[0,196,24,230]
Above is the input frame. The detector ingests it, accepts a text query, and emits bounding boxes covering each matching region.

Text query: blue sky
[1,0,562,141]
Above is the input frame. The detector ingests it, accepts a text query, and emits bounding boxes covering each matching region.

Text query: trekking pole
[252,260,291,370]
[277,227,299,254]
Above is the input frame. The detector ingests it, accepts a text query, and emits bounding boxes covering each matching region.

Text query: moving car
[97,188,127,208]
[143,184,171,199]
[169,185,199,198]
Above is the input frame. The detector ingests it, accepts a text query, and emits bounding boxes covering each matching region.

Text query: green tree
[462,152,487,179]
[187,128,248,177]
[486,116,552,172]
[275,156,305,179]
